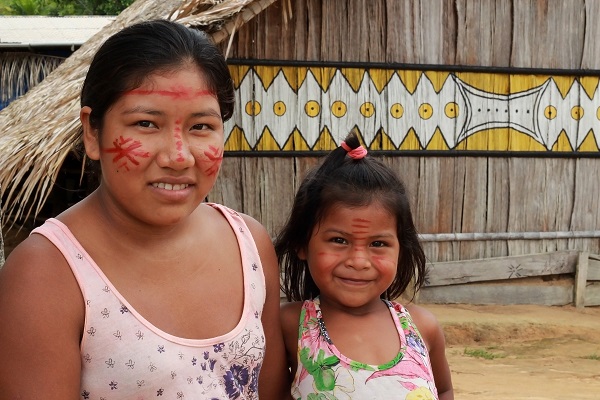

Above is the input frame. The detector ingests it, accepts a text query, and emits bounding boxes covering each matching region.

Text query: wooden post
[574,251,589,308]
[0,193,4,269]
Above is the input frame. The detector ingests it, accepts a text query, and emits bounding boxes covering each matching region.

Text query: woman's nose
[156,127,194,169]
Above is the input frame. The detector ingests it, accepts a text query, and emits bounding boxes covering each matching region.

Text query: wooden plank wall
[417,251,600,306]
[583,254,600,306]
[209,156,600,263]
[211,0,600,263]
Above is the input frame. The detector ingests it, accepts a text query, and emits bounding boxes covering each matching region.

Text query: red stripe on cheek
[372,255,396,268]
[202,145,223,176]
[102,135,150,172]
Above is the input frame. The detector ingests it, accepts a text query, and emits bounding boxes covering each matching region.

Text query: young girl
[0,20,288,399]
[276,131,454,399]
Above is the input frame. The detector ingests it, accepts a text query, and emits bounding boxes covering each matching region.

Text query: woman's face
[81,65,224,226]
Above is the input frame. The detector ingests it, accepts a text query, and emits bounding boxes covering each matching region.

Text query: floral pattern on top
[32,204,267,399]
[291,297,439,400]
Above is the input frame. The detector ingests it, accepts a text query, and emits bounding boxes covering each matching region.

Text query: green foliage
[463,347,506,360]
[582,353,600,361]
[0,0,134,15]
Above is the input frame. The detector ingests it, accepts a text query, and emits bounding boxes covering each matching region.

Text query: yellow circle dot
[544,105,557,120]
[273,101,286,116]
[444,102,459,118]
[418,103,433,120]
[305,100,321,117]
[571,106,584,120]
[360,102,375,118]
[390,103,404,119]
[245,101,261,116]
[597,106,600,120]
[331,101,347,118]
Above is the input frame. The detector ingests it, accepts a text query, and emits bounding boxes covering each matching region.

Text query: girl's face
[299,202,400,313]
[81,65,224,226]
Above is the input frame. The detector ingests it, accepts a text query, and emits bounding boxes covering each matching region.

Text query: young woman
[0,20,288,399]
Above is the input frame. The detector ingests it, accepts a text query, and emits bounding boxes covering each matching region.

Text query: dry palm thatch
[0,0,278,227]
[1,53,64,105]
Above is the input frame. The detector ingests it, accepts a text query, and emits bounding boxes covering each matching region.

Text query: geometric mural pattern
[224,65,600,153]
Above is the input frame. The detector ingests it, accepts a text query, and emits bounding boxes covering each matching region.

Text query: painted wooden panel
[224,65,600,154]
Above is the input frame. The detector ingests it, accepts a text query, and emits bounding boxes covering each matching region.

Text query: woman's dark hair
[275,129,426,302]
[81,19,235,131]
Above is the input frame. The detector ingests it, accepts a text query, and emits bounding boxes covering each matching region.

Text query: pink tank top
[32,203,266,399]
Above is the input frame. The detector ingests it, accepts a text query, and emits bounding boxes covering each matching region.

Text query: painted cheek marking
[203,145,223,176]
[102,136,150,172]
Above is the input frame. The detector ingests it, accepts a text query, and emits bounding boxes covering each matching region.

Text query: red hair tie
[341,141,368,159]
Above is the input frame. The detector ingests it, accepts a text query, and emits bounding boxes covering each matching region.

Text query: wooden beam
[419,283,573,306]
[587,257,600,281]
[425,251,578,287]
[584,283,600,306]
[574,251,589,308]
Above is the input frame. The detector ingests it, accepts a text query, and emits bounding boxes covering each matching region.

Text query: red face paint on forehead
[102,135,150,172]
[125,87,215,100]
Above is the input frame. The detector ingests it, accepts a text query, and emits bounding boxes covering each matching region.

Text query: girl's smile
[300,202,400,312]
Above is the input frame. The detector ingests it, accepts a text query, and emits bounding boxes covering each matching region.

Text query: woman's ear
[81,106,100,160]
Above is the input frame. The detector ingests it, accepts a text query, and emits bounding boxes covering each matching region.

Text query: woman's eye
[137,120,156,128]
[191,123,209,131]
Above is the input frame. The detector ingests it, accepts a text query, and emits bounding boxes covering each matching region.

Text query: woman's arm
[406,303,454,400]
[243,215,291,400]
[280,301,302,400]
[0,234,84,399]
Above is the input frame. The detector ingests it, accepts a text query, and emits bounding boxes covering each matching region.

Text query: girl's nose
[156,128,194,169]
[346,246,371,270]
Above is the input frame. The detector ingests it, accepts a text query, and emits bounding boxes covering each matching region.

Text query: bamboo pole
[418,231,600,242]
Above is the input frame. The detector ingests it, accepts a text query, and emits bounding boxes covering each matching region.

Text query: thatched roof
[0,0,277,226]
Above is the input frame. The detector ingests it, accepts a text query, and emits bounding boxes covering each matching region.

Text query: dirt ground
[426,303,600,399]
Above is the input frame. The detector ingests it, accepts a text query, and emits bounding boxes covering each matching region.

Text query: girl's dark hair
[81,19,235,131]
[275,129,426,302]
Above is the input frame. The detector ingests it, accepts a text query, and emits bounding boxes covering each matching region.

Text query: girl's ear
[81,106,100,160]
[297,247,307,260]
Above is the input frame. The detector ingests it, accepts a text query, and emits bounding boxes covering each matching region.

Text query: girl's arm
[406,303,454,400]
[0,234,84,399]
[243,215,290,400]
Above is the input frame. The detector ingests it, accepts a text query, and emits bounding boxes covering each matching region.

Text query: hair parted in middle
[275,129,426,302]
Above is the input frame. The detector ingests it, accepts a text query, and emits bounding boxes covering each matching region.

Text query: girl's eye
[137,120,157,128]
[331,237,347,245]
[371,241,387,248]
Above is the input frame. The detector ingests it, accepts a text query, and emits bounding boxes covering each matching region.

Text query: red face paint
[173,119,185,162]
[103,135,150,172]
[125,88,215,100]
[203,145,223,176]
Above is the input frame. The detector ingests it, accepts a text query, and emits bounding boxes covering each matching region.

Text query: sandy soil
[425,303,600,400]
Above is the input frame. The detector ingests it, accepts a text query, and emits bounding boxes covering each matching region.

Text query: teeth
[152,183,189,190]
